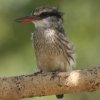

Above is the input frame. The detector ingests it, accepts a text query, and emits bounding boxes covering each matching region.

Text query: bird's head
[16,7,63,28]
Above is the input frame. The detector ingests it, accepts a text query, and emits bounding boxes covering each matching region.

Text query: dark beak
[16,15,38,23]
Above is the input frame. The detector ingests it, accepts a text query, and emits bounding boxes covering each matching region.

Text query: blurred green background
[0,0,100,100]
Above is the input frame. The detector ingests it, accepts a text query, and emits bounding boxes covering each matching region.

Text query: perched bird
[16,6,76,100]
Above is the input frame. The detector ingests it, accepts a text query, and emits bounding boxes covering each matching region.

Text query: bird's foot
[51,71,60,79]
[34,69,42,76]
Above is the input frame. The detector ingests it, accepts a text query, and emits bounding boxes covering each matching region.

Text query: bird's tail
[56,94,64,100]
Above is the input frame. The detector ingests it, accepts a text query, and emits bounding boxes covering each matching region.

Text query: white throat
[32,18,50,28]
[44,29,55,38]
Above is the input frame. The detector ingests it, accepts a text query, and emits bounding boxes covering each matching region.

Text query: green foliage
[0,0,100,100]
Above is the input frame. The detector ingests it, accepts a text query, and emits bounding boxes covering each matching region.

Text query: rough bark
[0,67,100,100]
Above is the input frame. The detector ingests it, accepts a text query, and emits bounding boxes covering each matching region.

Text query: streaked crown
[31,7,63,19]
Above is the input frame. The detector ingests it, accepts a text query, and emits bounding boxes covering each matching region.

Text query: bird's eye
[39,13,48,18]
[39,12,62,19]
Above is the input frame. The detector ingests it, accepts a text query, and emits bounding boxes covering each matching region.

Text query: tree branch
[0,67,100,100]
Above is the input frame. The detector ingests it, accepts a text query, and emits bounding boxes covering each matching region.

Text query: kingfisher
[16,6,76,100]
